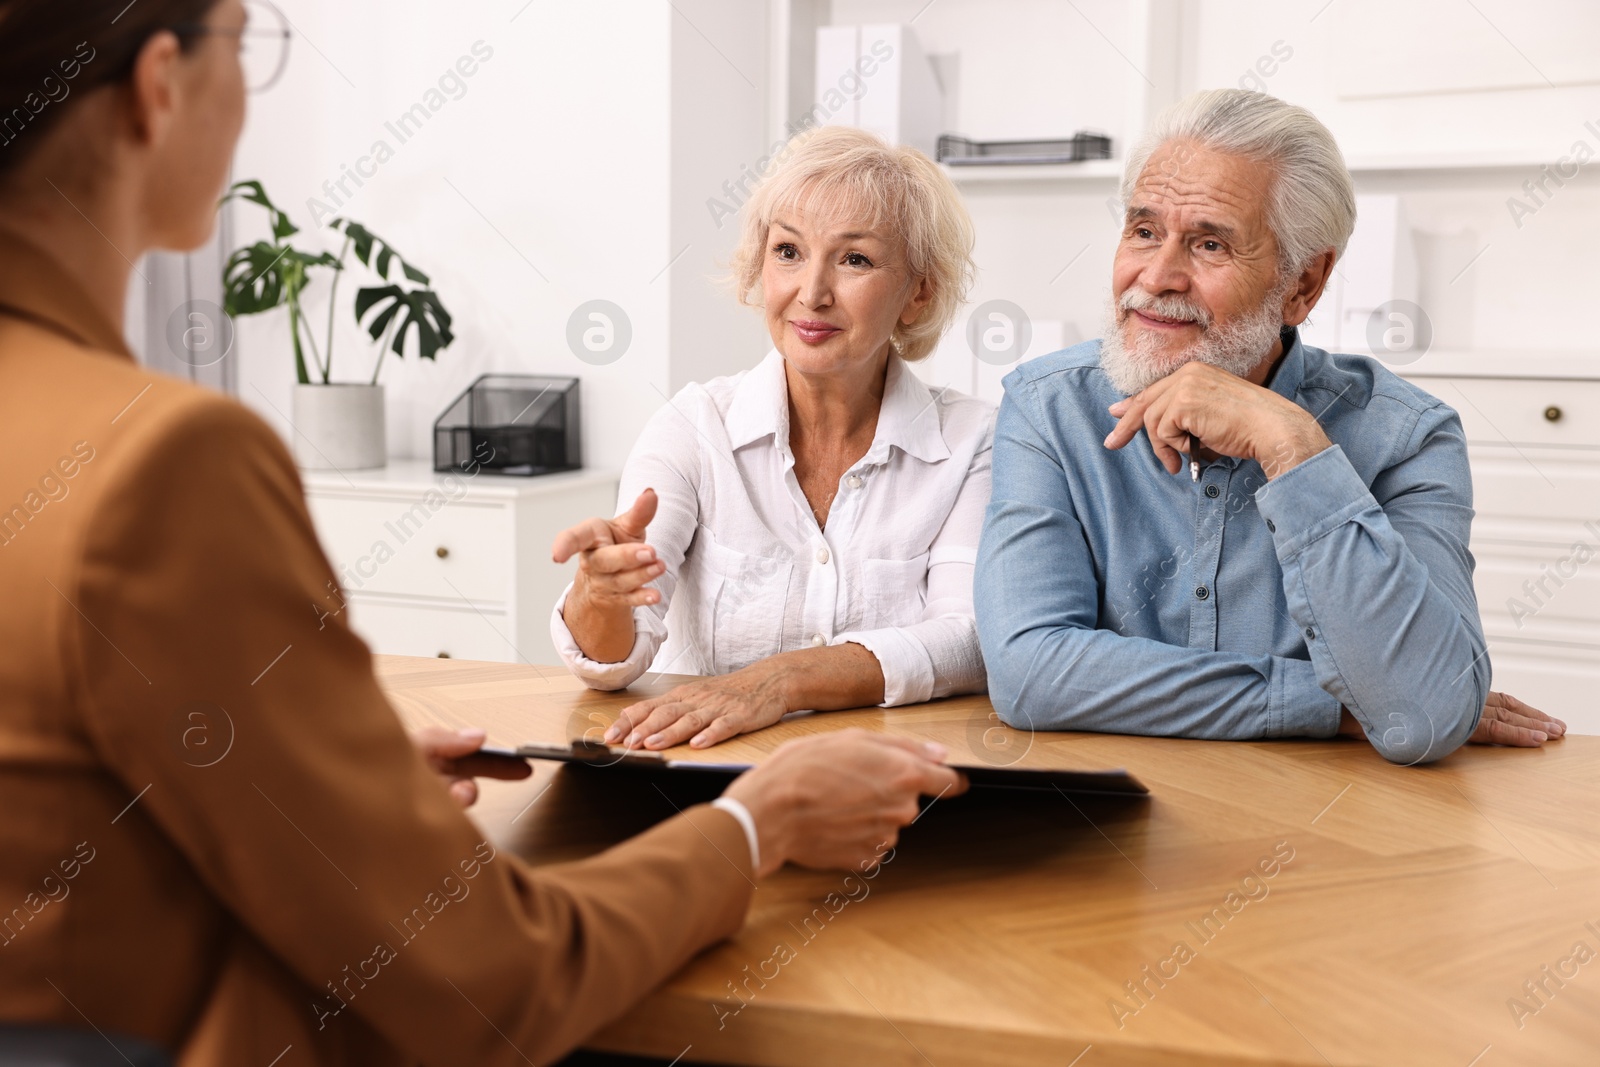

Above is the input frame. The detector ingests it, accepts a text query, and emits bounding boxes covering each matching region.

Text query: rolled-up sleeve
[550,397,704,691]
[835,426,992,706]
[550,581,665,691]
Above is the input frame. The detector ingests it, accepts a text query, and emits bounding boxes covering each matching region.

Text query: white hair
[1120,89,1357,274]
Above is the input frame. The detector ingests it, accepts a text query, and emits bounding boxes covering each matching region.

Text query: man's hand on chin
[1103,361,1332,479]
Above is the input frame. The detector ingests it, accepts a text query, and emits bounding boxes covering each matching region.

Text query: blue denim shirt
[975,329,1488,764]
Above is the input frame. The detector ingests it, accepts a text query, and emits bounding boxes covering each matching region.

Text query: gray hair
[1120,89,1356,274]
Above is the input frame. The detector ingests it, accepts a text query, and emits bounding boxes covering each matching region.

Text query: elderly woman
[551,126,993,750]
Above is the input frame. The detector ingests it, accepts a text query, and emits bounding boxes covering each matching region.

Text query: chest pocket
[691,527,794,673]
[854,552,930,632]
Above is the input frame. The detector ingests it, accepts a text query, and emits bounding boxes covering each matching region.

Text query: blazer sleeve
[64,395,755,1065]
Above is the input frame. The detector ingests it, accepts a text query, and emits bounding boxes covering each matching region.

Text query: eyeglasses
[172,0,293,94]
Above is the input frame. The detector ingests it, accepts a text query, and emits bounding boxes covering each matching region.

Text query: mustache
[1118,289,1213,330]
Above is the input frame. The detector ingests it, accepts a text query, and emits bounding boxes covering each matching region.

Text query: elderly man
[974,89,1564,764]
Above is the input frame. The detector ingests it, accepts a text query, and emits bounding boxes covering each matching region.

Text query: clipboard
[481,740,1149,797]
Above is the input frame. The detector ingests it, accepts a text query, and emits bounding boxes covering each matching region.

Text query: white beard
[1098,281,1290,396]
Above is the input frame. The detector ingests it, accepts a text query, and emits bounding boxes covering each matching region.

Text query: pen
[1188,433,1200,482]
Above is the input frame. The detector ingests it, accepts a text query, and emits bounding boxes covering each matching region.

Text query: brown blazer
[0,230,754,1065]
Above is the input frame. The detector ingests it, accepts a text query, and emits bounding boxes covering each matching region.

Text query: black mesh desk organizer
[433,374,581,475]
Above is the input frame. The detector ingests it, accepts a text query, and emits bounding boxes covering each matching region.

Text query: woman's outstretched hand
[551,489,664,663]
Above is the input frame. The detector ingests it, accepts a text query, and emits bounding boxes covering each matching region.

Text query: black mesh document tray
[433,374,581,476]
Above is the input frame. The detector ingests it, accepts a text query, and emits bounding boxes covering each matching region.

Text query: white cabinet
[301,462,617,666]
[1400,370,1600,736]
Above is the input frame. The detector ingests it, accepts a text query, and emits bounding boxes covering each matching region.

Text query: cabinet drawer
[306,494,512,605]
[1409,376,1600,450]
[344,597,518,662]
[1466,449,1600,541]
[1473,541,1600,647]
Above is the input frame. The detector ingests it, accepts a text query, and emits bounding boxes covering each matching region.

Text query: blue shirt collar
[1263,326,1306,403]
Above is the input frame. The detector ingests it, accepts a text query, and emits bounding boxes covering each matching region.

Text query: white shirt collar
[725,350,952,464]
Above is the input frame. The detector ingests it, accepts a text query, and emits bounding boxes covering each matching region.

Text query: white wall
[1188,0,1600,356]
[667,0,774,392]
[233,0,705,474]
[819,0,1600,368]
[232,0,1600,466]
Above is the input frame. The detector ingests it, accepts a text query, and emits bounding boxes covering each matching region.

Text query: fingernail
[645,734,663,747]
[603,727,619,742]
[1103,433,1116,447]
[625,733,641,748]
[1534,732,1548,742]
[636,548,654,562]
[460,727,486,741]
[923,741,948,760]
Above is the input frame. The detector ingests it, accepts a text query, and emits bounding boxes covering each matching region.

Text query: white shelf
[939,151,1552,188]
[941,158,1125,184]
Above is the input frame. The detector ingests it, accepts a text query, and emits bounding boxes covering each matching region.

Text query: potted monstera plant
[221,180,456,469]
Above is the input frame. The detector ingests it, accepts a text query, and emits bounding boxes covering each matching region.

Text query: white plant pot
[290,384,387,470]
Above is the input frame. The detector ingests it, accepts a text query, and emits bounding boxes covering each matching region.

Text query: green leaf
[222,241,289,316]
[353,285,456,362]
[327,218,430,285]
[223,179,299,240]
[279,207,458,373]
[364,298,404,343]
[354,283,402,322]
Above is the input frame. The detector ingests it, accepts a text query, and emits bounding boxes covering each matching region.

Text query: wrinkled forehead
[1127,139,1276,235]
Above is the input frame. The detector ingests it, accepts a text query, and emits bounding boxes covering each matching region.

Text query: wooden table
[375,656,1600,1067]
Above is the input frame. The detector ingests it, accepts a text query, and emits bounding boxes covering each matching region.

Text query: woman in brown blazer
[0,2,964,1063]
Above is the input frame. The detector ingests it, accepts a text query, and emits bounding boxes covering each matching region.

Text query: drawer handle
[435,546,450,559]
[437,651,452,659]
[1544,405,1563,423]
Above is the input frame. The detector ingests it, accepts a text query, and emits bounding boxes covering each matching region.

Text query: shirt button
[847,475,863,489]
[1204,484,1220,499]
[811,633,826,647]
[816,547,830,564]
[1266,519,1276,533]
[1305,627,1316,641]
[1195,585,1210,600]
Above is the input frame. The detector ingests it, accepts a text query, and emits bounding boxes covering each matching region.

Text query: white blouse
[550,351,995,706]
